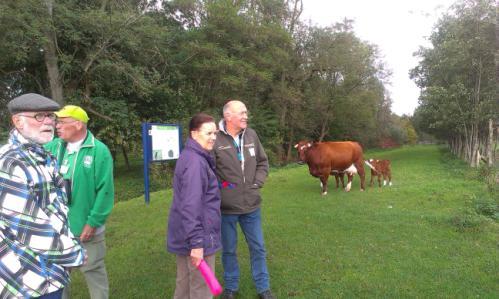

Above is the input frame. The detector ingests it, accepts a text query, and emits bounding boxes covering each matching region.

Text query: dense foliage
[1,0,418,164]
[411,0,497,167]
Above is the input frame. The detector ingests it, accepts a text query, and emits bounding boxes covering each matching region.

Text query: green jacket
[45,131,114,236]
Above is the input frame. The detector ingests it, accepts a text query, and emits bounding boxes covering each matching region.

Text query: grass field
[70,145,498,298]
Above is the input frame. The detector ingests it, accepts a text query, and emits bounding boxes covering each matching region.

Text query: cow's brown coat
[294,141,366,195]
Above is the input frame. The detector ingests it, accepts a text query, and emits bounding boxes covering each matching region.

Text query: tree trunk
[121,144,130,170]
[487,119,493,166]
[42,0,64,104]
[464,129,471,163]
[470,123,480,167]
[287,0,303,33]
[456,136,461,156]
[100,0,109,11]
[318,121,327,142]
[286,128,294,162]
[469,55,482,167]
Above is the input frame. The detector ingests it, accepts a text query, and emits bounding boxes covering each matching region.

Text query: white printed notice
[150,125,180,161]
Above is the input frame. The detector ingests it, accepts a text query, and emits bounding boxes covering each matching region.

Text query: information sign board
[150,124,181,161]
[142,123,182,203]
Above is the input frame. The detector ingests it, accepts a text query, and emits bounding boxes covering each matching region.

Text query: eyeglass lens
[33,113,57,122]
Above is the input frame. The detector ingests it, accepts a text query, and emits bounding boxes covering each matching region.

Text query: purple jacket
[167,138,222,256]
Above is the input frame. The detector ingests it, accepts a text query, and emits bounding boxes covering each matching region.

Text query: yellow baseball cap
[55,105,89,123]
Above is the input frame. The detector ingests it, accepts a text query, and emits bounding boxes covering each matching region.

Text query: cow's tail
[364,160,376,171]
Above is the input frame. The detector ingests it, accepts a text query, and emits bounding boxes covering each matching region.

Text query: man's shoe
[258,290,275,299]
[221,289,236,299]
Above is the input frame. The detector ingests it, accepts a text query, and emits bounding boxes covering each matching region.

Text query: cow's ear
[293,144,298,148]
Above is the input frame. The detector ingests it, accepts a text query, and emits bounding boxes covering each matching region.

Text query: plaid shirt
[0,130,85,298]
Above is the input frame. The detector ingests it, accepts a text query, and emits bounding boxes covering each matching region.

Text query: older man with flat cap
[45,105,114,299]
[0,93,86,299]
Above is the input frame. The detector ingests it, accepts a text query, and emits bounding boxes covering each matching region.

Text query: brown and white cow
[364,158,392,187]
[294,141,366,195]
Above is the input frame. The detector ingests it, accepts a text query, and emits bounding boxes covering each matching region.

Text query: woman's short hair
[189,113,215,137]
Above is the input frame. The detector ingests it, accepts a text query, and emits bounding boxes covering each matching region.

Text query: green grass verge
[70,145,498,298]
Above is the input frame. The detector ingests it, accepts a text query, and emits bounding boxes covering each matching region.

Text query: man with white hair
[0,93,86,298]
[213,100,274,299]
[45,105,114,299]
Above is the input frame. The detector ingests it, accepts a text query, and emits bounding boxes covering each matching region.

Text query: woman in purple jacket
[167,113,221,299]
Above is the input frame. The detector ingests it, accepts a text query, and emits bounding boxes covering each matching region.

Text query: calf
[364,159,392,187]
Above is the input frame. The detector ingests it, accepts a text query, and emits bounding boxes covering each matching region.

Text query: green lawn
[70,145,498,298]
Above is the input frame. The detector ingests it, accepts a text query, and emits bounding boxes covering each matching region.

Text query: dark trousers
[35,288,63,299]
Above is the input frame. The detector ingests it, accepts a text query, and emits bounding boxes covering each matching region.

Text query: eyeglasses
[18,112,57,122]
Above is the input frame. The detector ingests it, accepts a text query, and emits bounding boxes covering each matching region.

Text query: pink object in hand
[197,259,223,296]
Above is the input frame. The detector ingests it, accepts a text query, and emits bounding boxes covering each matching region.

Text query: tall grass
[69,145,498,298]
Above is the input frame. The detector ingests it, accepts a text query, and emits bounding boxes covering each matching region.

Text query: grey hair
[223,99,245,117]
[223,100,238,117]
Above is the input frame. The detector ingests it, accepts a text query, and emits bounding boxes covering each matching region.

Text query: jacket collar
[60,130,95,149]
[80,130,95,148]
[218,120,246,137]
[185,138,215,171]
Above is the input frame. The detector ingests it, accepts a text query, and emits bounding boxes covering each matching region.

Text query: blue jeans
[35,288,63,299]
[221,208,270,293]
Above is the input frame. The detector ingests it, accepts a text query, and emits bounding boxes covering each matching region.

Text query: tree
[0,0,403,166]
[298,21,388,145]
[0,0,192,166]
[411,0,497,166]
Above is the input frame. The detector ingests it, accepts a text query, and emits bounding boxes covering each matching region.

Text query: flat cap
[7,93,60,114]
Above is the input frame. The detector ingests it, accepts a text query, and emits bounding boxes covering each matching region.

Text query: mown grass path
[71,145,498,298]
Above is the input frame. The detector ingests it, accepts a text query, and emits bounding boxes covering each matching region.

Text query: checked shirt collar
[10,129,52,163]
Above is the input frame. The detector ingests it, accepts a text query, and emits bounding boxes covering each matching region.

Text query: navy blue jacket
[167,138,222,256]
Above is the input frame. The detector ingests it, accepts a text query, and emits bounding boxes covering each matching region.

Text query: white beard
[19,117,55,144]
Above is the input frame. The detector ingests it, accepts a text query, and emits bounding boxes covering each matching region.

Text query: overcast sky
[301,0,456,116]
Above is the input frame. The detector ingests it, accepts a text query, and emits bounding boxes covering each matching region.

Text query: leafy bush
[451,210,486,232]
[477,165,499,195]
[388,125,407,145]
[451,194,498,231]
[474,198,498,220]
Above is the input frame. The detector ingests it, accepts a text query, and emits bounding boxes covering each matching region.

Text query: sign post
[142,123,182,204]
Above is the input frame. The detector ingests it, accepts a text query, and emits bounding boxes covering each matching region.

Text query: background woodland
[0,0,496,167]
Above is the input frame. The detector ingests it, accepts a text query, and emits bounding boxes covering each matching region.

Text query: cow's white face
[294,141,313,163]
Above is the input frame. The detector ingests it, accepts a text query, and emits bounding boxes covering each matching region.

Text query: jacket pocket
[220,187,242,211]
[244,183,261,208]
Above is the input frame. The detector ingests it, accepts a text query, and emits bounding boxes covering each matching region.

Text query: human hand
[83,251,88,266]
[80,224,96,242]
[190,248,204,267]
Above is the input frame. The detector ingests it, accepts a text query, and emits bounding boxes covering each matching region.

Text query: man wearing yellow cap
[45,105,114,299]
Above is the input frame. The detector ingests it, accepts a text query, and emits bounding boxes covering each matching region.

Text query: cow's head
[293,140,313,164]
